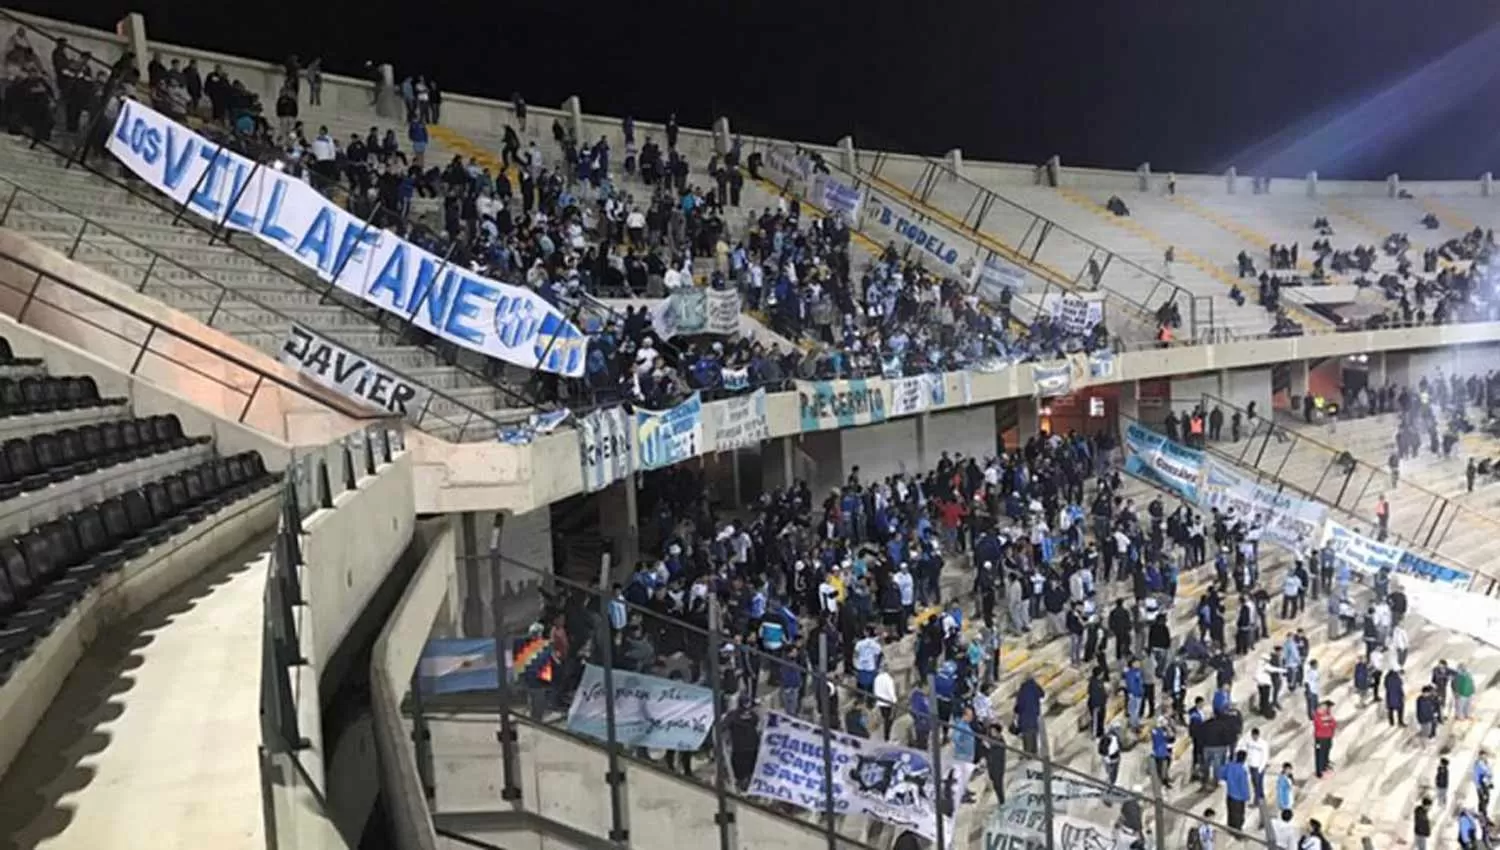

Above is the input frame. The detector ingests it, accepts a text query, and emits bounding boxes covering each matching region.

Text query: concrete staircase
[0,136,532,440]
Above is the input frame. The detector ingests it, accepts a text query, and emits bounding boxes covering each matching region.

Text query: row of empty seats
[0,375,121,418]
[0,414,209,500]
[0,450,277,682]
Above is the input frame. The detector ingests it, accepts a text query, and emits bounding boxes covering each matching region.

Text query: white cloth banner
[565,663,714,751]
[706,289,742,335]
[887,374,948,417]
[636,393,704,470]
[1320,521,1403,578]
[107,99,586,376]
[1403,580,1500,650]
[765,144,813,186]
[748,712,975,843]
[713,389,770,451]
[1200,459,1328,549]
[978,254,1029,295]
[578,407,634,492]
[1032,361,1073,396]
[1040,293,1103,334]
[811,173,863,219]
[279,324,431,421]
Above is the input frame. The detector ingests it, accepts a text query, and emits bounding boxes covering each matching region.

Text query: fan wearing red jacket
[1312,701,1337,777]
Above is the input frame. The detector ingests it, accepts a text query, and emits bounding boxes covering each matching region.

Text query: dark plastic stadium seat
[99,496,149,559]
[0,338,43,367]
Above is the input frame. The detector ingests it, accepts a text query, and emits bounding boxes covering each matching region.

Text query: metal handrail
[0,244,410,435]
[859,148,1189,314]
[0,175,509,439]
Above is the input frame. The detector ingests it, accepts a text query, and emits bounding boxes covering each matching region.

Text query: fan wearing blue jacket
[1219,750,1253,831]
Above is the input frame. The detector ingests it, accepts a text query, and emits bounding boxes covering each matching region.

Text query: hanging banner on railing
[566,663,714,751]
[810,173,863,219]
[714,389,770,451]
[636,393,704,470]
[1321,521,1472,588]
[1032,361,1073,397]
[497,409,573,445]
[1201,459,1327,549]
[1122,423,1203,502]
[107,99,586,377]
[722,366,751,391]
[887,374,948,417]
[748,712,976,844]
[797,379,888,430]
[765,144,814,187]
[864,192,967,273]
[978,254,1029,297]
[1041,293,1103,334]
[706,289,742,335]
[279,324,432,421]
[653,289,740,338]
[578,406,635,492]
[1087,350,1115,379]
[1402,580,1500,648]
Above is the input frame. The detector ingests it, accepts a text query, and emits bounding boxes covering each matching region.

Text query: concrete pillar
[1306,171,1318,198]
[837,136,856,173]
[1017,398,1041,442]
[946,149,964,180]
[1119,380,1140,423]
[1387,173,1400,198]
[1046,155,1062,188]
[562,95,584,142]
[1137,162,1152,192]
[1290,360,1311,400]
[915,414,930,473]
[598,480,640,573]
[457,511,499,638]
[1225,166,1238,195]
[713,116,731,155]
[1483,173,1493,198]
[1371,351,1388,386]
[375,63,399,120]
[117,12,149,85]
[729,449,742,509]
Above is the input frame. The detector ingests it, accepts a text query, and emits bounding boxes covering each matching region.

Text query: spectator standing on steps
[1220,749,1252,831]
[1312,700,1336,777]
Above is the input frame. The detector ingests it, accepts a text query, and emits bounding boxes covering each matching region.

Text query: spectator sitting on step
[1106,195,1130,217]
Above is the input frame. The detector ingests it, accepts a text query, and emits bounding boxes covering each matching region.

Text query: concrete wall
[928,405,999,462]
[1395,343,1500,384]
[372,516,456,850]
[1221,367,1273,422]
[840,418,920,485]
[303,452,417,670]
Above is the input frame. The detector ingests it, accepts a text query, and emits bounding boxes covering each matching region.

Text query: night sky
[18,0,1500,180]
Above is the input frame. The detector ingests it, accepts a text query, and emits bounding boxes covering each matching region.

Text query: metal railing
[737,135,1126,348]
[1130,398,1498,592]
[261,422,404,850]
[0,243,403,442]
[410,551,1273,850]
[857,148,1203,336]
[0,175,516,441]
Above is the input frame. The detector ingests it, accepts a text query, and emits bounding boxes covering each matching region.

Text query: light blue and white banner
[749,712,975,844]
[108,100,586,376]
[1032,362,1073,397]
[1201,459,1326,549]
[765,144,813,186]
[1122,423,1203,502]
[637,393,704,470]
[811,173,863,219]
[1041,293,1103,334]
[418,639,499,694]
[1320,521,1403,577]
[566,663,714,751]
[497,408,573,445]
[978,254,1028,295]
[579,406,634,492]
[1397,550,1473,588]
[888,374,947,417]
[1088,350,1115,379]
[797,379,888,430]
[713,389,770,451]
[722,366,751,391]
[1321,521,1473,589]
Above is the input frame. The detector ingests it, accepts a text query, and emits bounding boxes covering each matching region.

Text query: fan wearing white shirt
[1244,728,1270,805]
[873,670,897,738]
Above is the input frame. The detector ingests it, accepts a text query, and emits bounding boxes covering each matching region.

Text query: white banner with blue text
[811,173,863,219]
[636,393,704,470]
[712,389,770,452]
[862,191,972,274]
[565,663,714,751]
[748,712,976,844]
[107,99,585,376]
[1200,459,1327,549]
[578,406,635,492]
[1040,293,1103,334]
